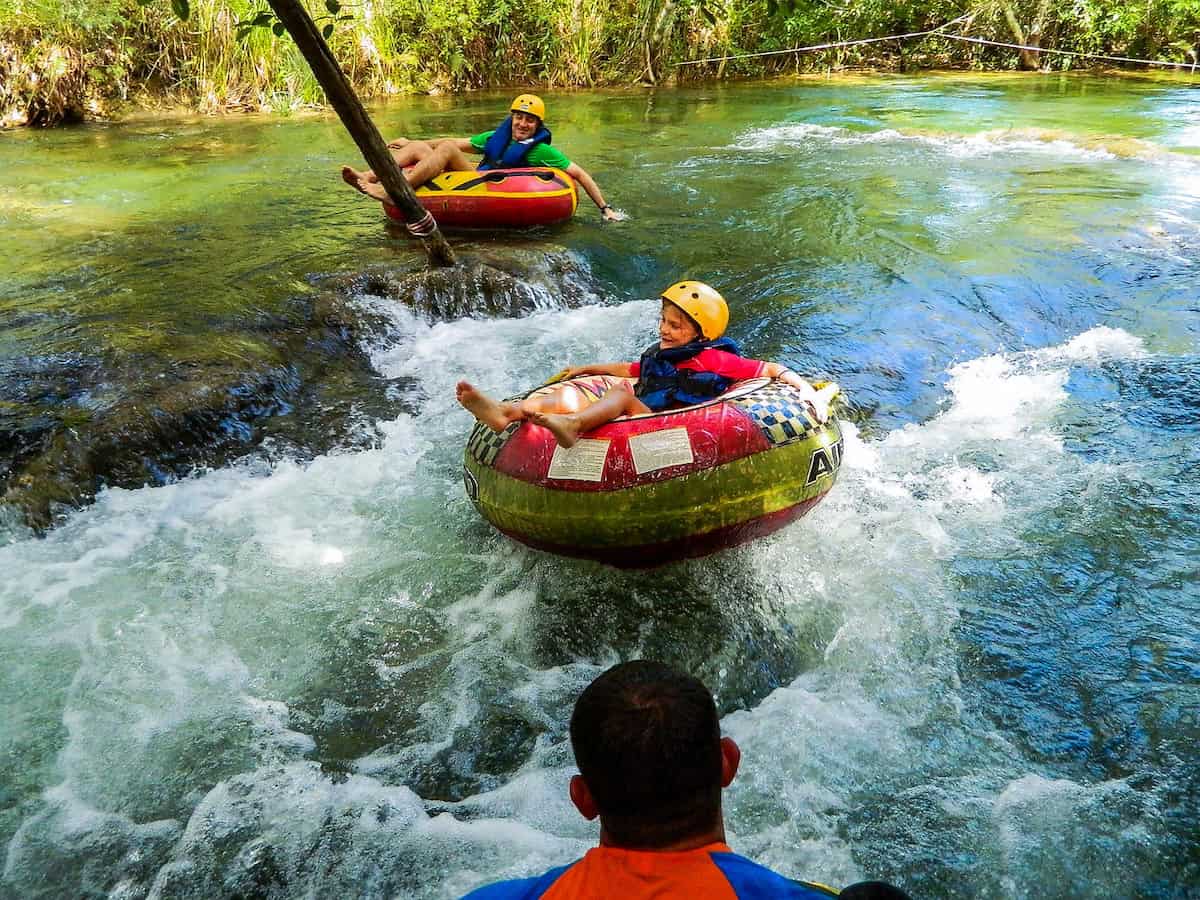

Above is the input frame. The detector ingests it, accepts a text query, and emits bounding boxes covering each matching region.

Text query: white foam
[733,122,845,150]
[939,353,1069,442]
[1168,121,1200,150]
[991,774,1157,892]
[734,122,1120,162]
[1037,324,1148,363]
[0,411,434,628]
[0,317,1162,896]
[718,326,1153,882]
[373,298,652,389]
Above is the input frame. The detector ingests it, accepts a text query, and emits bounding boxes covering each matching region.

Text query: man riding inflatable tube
[476,94,553,170]
[341,94,622,222]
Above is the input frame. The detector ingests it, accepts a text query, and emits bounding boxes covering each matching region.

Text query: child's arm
[760,362,832,423]
[561,362,636,379]
[760,361,808,390]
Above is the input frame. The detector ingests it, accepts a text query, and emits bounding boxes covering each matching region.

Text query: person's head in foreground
[568,658,737,850]
[558,660,914,899]
[508,93,545,142]
[658,281,730,348]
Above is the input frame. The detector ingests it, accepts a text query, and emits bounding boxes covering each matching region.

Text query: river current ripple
[0,76,1197,898]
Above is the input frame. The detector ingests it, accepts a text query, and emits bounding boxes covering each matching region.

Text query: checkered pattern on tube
[730,382,817,446]
[466,421,518,466]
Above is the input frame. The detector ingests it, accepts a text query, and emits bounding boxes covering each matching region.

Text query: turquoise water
[0,73,1198,897]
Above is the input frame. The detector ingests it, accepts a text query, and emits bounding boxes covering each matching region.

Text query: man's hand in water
[601,206,627,223]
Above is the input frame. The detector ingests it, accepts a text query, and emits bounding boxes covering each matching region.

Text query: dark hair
[840,882,914,900]
[569,660,723,847]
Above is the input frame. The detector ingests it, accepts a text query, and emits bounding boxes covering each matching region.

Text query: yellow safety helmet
[510,94,546,121]
[660,281,729,340]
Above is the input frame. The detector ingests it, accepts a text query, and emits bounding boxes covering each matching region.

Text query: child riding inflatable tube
[463,375,843,567]
[457,280,842,566]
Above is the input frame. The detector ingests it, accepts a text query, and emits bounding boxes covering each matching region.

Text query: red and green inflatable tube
[462,376,844,567]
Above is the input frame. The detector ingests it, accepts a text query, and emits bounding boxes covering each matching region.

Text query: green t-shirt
[469,130,572,170]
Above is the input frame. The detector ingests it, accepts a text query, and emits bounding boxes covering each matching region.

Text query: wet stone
[0,252,605,532]
[0,292,408,531]
[406,713,542,803]
[320,248,597,321]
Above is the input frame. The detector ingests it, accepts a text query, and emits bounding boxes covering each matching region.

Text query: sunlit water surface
[1,74,1198,898]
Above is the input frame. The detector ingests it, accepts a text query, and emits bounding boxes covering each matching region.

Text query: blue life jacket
[634,337,744,412]
[478,116,553,170]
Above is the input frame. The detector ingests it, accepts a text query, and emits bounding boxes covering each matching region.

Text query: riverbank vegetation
[2,0,1198,125]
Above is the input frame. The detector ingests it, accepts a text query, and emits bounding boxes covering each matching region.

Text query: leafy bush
[2,0,1198,125]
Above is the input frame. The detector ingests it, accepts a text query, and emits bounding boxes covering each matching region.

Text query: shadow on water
[291,543,840,805]
[522,553,834,713]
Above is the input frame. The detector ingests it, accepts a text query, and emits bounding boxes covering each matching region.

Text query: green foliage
[1066,0,1200,58]
[2,0,1199,126]
[229,2,351,42]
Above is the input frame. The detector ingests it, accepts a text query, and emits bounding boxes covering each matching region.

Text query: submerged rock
[321,247,598,320]
[0,291,409,531]
[1,251,606,531]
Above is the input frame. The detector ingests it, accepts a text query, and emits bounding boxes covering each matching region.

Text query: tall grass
[0,0,119,125]
[2,0,1198,126]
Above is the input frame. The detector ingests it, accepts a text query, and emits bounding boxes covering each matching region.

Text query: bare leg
[341,166,391,202]
[528,384,651,449]
[518,386,589,416]
[340,140,444,202]
[388,141,437,172]
[402,142,475,187]
[457,382,531,432]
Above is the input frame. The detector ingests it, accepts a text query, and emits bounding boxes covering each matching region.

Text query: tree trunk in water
[267,0,456,267]
[998,1,1042,70]
[643,0,675,84]
[1027,0,1053,65]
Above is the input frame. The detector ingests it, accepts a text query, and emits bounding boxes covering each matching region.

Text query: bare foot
[360,180,391,202]
[457,381,523,433]
[528,411,583,449]
[341,166,390,202]
[341,165,368,192]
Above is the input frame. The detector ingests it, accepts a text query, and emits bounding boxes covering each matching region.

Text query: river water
[1,74,1197,898]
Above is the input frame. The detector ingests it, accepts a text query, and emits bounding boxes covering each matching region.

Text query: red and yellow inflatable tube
[462,376,844,567]
[385,167,578,229]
